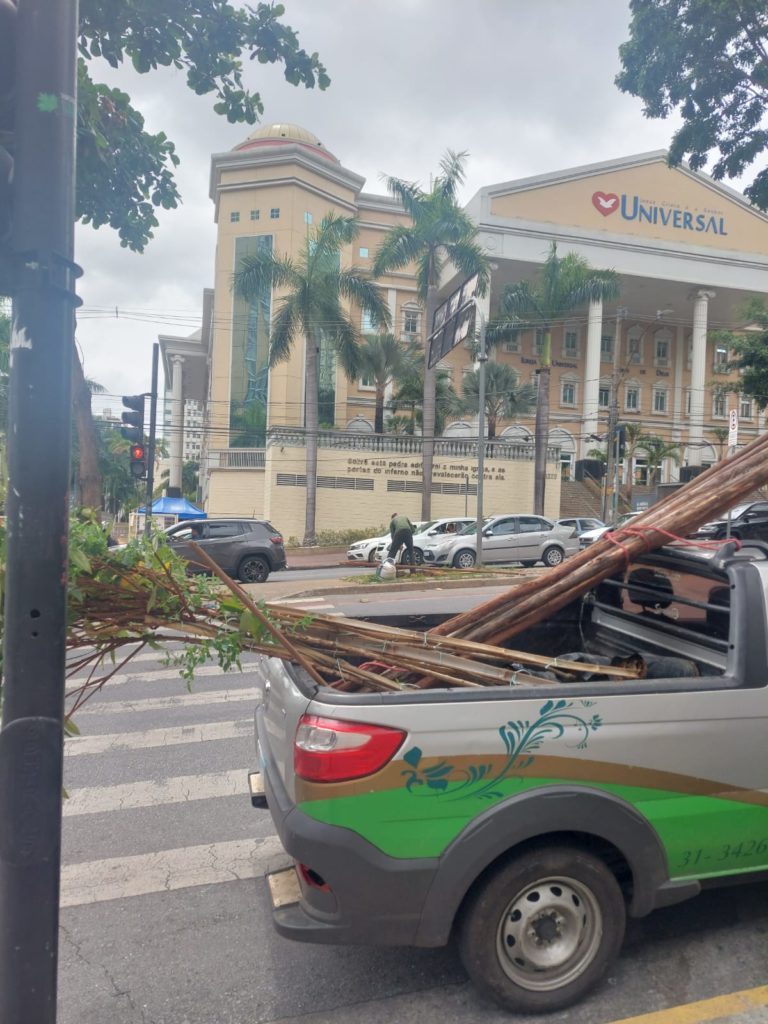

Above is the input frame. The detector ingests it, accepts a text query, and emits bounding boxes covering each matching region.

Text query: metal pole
[0,1,79,1021]
[145,342,159,536]
[475,304,488,567]
[604,308,624,523]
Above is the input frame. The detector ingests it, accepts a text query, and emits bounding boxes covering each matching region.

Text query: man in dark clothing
[388,511,415,564]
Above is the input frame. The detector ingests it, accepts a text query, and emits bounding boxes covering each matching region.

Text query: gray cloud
[78,0,688,412]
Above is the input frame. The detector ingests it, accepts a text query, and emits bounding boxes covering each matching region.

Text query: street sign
[728,408,738,449]
[427,273,480,368]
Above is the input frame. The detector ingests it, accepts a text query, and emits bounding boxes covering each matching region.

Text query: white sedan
[346,532,392,563]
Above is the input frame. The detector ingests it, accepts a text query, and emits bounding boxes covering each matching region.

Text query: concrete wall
[261,446,561,541]
[207,469,265,519]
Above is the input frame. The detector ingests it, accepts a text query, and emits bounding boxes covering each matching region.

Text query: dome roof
[234,122,338,162]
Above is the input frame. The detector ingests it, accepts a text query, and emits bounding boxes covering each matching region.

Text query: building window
[598,385,610,408]
[652,388,668,414]
[561,380,577,407]
[361,311,376,332]
[534,329,545,357]
[304,212,313,225]
[740,396,753,419]
[685,389,692,415]
[564,330,578,358]
[600,334,613,361]
[713,389,727,418]
[250,209,260,221]
[628,334,642,363]
[503,330,520,353]
[403,309,420,335]
[359,373,375,390]
[655,337,670,367]
[230,211,240,223]
[625,386,640,411]
[359,246,369,259]
[713,345,729,373]
[270,208,280,219]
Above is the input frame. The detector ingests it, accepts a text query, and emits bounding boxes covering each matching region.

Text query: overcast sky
[78,0,690,416]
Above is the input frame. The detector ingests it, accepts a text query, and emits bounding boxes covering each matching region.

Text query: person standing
[388,511,415,564]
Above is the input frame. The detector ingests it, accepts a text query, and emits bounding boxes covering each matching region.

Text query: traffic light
[121,394,145,443]
[0,0,17,296]
[129,442,147,480]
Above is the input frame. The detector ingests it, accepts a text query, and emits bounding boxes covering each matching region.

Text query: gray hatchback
[164,518,287,583]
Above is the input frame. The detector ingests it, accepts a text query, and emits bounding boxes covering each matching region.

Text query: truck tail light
[294,714,406,783]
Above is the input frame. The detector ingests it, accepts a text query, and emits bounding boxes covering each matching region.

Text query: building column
[168,355,184,496]
[688,290,715,466]
[581,297,603,457]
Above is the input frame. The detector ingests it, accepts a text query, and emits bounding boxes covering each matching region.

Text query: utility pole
[474,301,488,567]
[604,307,626,522]
[144,342,159,535]
[0,2,79,1023]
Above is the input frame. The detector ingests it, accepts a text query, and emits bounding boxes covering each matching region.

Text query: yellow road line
[613,985,768,1024]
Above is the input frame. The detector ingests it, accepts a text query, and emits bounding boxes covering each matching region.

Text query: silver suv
[165,518,287,583]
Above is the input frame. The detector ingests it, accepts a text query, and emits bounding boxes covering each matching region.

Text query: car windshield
[729,504,751,519]
[417,521,437,533]
[457,520,488,536]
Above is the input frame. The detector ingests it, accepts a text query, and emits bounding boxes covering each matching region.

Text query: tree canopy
[77,1,329,251]
[617,0,768,209]
[718,299,768,409]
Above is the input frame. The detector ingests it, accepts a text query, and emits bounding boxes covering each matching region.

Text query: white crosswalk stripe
[75,687,261,715]
[63,768,249,816]
[65,719,252,756]
[61,836,288,907]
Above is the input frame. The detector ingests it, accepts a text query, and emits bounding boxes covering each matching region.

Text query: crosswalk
[61,648,289,911]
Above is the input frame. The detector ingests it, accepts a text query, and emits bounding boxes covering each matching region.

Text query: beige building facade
[187,125,768,534]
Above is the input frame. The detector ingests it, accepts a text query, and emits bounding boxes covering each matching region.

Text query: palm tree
[493,242,620,514]
[233,213,389,545]
[710,425,731,461]
[619,421,645,508]
[638,435,680,486]
[357,333,419,433]
[373,151,490,519]
[460,362,536,440]
[391,367,461,437]
[230,400,267,448]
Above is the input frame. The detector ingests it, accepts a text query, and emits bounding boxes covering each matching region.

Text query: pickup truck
[249,543,768,1013]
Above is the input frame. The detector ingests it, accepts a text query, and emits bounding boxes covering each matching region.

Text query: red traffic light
[130,444,145,461]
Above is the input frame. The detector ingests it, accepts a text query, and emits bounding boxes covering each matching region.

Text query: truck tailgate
[256,656,313,804]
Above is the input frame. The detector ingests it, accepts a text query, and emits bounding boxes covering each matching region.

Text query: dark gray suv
[164,518,287,583]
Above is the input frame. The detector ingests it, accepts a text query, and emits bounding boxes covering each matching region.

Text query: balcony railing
[265,426,560,462]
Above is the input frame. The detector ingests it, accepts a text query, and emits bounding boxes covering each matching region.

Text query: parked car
[422,514,578,568]
[164,518,286,583]
[690,500,768,543]
[346,532,392,563]
[579,511,642,549]
[374,517,476,564]
[556,516,605,537]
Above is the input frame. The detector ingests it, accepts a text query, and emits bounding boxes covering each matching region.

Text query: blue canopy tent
[136,496,206,520]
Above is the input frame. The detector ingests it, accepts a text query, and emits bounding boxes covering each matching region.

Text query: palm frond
[268,295,302,367]
[436,150,468,200]
[372,226,422,277]
[336,271,391,330]
[233,251,298,301]
[446,239,491,296]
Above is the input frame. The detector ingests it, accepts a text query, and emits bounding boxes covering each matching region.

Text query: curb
[273,570,542,601]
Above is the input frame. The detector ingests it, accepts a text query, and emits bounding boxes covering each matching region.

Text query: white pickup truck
[249,542,768,1013]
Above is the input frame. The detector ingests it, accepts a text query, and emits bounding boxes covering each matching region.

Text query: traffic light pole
[0,1,79,1022]
[145,342,159,536]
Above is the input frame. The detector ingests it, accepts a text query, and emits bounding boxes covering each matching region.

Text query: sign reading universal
[592,190,728,236]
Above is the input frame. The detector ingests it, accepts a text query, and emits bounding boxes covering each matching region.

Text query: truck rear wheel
[457,845,625,1013]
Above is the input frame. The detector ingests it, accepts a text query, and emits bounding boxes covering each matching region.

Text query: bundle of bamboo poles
[432,428,768,650]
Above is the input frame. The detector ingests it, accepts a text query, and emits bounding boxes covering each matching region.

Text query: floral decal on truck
[401,699,602,802]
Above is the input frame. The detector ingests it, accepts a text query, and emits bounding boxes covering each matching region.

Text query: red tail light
[270,534,283,545]
[294,714,406,783]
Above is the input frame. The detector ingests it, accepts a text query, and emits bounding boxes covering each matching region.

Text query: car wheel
[458,845,625,1014]
[543,546,564,567]
[453,549,476,569]
[367,547,379,563]
[238,555,270,584]
[413,548,424,565]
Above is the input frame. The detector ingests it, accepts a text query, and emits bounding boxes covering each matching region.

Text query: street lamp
[473,299,488,567]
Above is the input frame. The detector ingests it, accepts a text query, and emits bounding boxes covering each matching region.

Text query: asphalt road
[58,640,768,1024]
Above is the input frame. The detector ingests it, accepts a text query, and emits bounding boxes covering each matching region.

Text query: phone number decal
[679,839,768,869]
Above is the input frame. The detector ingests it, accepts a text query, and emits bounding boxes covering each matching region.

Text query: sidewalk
[285,546,347,570]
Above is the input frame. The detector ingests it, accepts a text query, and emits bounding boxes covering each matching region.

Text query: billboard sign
[427,273,481,368]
